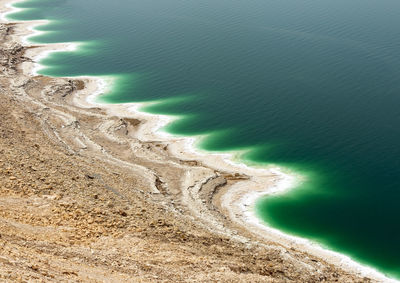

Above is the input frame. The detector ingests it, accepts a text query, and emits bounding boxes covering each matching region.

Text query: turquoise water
[7,0,400,279]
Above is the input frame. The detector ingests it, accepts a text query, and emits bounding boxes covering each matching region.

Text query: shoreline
[1,1,397,282]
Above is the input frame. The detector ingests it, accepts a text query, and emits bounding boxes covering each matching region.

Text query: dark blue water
[7,0,400,279]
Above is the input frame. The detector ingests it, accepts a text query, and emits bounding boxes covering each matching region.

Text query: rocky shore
[0,15,380,282]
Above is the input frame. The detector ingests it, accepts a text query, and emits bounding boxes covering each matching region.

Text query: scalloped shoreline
[1,0,397,281]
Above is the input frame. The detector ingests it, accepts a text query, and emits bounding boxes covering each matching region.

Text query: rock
[118,210,127,217]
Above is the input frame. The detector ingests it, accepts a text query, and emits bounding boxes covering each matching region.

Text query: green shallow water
[7,0,400,279]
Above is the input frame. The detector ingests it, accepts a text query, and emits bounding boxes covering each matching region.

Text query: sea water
[7,0,400,279]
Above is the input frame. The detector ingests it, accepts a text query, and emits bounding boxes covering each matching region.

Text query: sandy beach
[0,0,396,281]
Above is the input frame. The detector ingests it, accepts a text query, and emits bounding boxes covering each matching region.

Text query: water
[7,0,400,279]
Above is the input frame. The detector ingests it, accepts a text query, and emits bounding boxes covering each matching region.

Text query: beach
[0,0,397,281]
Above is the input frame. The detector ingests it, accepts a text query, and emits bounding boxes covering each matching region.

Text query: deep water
[7,0,400,279]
